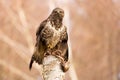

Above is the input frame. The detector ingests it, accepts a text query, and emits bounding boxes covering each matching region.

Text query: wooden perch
[42,55,65,80]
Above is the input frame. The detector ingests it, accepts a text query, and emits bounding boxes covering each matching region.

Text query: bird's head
[52,7,64,18]
[49,7,64,21]
[48,7,64,29]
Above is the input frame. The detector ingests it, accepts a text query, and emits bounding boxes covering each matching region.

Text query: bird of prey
[29,7,69,72]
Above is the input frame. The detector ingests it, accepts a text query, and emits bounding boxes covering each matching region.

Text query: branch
[42,55,65,80]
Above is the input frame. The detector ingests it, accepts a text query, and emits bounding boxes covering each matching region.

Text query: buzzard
[29,7,69,72]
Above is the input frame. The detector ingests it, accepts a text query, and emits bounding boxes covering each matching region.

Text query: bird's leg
[52,50,62,56]
[52,50,64,62]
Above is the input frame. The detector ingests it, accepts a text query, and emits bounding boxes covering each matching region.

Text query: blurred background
[0,0,120,80]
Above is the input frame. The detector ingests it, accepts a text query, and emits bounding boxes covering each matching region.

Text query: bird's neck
[48,16,63,30]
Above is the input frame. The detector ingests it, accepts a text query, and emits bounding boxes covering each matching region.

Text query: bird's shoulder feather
[36,20,47,36]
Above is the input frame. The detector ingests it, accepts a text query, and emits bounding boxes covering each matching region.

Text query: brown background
[0,0,120,80]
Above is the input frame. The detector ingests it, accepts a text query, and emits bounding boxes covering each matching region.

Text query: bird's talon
[53,50,62,56]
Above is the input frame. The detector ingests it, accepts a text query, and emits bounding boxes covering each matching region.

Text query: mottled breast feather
[40,21,66,48]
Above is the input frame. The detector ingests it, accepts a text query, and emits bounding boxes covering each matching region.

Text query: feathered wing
[55,26,69,72]
[29,20,47,70]
[53,26,69,62]
[60,33,68,62]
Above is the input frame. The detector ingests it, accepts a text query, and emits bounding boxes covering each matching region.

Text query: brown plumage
[29,7,69,72]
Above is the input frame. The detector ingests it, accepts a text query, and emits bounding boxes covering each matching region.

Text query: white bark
[42,55,65,80]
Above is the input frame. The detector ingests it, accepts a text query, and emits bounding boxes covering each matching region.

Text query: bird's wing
[29,20,47,70]
[59,39,69,62]
[57,26,69,72]
[58,40,69,72]
[35,20,47,46]
[58,26,69,62]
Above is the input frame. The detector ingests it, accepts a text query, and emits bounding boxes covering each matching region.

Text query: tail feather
[29,50,43,70]
[29,56,34,70]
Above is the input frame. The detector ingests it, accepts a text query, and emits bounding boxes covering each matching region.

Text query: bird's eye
[55,11,57,13]
[60,11,62,13]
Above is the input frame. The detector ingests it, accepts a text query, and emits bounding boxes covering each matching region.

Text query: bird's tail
[29,55,34,70]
